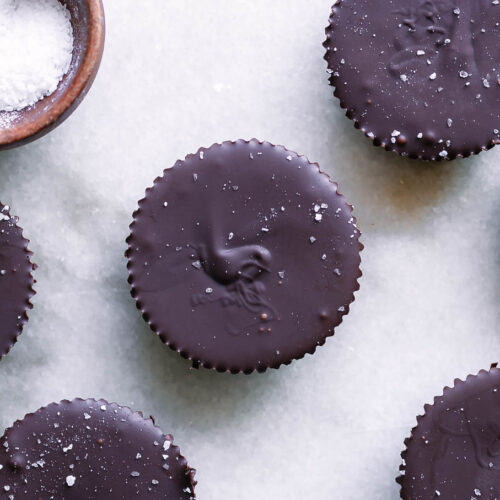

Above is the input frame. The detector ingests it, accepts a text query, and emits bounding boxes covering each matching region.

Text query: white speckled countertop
[1,1,500,498]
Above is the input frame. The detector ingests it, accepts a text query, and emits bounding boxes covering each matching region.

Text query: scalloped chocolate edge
[395,365,500,498]
[0,397,197,496]
[322,1,499,162]
[0,203,36,361]
[125,138,363,375]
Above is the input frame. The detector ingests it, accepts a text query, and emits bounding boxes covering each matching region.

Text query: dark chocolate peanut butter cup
[0,202,35,360]
[126,139,362,373]
[0,398,196,499]
[324,0,500,160]
[398,366,500,499]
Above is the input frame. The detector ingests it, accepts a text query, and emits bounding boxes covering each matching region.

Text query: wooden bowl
[0,0,105,150]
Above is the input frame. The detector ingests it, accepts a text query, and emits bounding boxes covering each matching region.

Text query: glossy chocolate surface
[0,399,196,499]
[399,368,500,499]
[127,139,362,373]
[324,0,500,160]
[0,203,34,360]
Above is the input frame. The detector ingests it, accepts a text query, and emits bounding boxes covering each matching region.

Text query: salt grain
[65,475,76,487]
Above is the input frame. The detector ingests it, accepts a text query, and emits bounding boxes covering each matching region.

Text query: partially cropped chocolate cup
[126,139,362,373]
[0,399,196,499]
[324,0,500,160]
[0,203,35,360]
[398,366,500,499]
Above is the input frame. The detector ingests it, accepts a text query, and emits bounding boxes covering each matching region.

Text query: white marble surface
[1,1,500,498]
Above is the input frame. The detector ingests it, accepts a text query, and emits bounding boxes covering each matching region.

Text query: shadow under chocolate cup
[0,398,197,498]
[126,139,363,374]
[0,203,35,361]
[0,0,105,150]
[323,0,500,161]
[398,365,500,498]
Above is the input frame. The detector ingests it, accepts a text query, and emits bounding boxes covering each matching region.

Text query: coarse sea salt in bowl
[0,0,105,150]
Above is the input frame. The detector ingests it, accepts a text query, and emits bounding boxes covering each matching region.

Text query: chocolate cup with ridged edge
[0,202,36,361]
[126,139,363,374]
[323,0,500,161]
[397,365,500,499]
[0,398,197,498]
